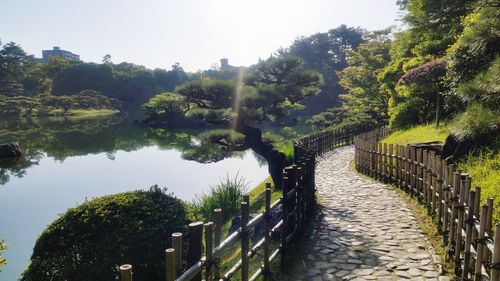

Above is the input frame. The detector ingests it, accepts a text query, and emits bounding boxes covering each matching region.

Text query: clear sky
[1,0,402,72]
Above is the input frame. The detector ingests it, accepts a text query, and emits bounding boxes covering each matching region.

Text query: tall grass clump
[192,173,248,223]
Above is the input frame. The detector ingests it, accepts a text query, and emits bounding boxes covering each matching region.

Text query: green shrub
[389,97,426,129]
[451,103,500,142]
[142,92,187,118]
[22,186,189,281]
[191,174,248,222]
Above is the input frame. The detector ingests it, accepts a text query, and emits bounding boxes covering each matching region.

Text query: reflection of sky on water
[0,146,268,280]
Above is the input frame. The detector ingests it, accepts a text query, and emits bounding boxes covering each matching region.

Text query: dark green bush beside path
[21,186,189,281]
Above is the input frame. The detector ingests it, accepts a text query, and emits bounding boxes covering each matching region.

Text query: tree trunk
[435,86,440,127]
[235,122,285,189]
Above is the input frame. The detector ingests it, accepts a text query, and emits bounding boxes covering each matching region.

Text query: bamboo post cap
[120,264,132,271]
[189,221,204,227]
[165,248,175,253]
[172,232,182,237]
[214,208,222,213]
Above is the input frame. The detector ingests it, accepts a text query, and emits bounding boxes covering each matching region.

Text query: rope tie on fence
[240,230,249,239]
[490,261,500,270]
[465,218,476,226]
[475,236,489,245]
[210,257,221,269]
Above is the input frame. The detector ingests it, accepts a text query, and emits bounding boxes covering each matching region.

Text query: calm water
[0,115,269,280]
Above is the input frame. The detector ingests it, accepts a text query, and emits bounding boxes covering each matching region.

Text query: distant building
[42,46,80,62]
[220,58,229,69]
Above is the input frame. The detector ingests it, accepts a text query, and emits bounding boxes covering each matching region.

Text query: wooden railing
[354,127,500,281]
[118,126,371,281]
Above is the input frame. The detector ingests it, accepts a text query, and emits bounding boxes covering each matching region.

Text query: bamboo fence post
[166,248,175,281]
[241,201,250,281]
[475,205,489,281]
[186,222,203,281]
[296,165,303,233]
[437,172,443,227]
[288,165,298,232]
[243,194,250,205]
[369,143,374,177]
[492,224,500,280]
[463,190,476,279]
[213,208,222,280]
[431,153,438,216]
[422,150,427,203]
[395,145,400,184]
[454,174,467,273]
[438,160,445,226]
[389,144,394,182]
[120,264,133,281]
[416,148,422,198]
[383,143,388,182]
[172,232,183,277]
[484,198,494,265]
[443,165,450,238]
[281,175,289,269]
[449,172,460,248]
[263,185,271,281]
[204,222,214,281]
[411,146,417,194]
[474,187,482,217]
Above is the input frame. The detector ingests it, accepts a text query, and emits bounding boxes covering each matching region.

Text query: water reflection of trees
[0,116,246,185]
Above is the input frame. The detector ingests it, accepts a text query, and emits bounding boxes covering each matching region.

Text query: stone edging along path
[281,146,449,281]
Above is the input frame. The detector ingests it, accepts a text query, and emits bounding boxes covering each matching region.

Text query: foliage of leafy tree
[336,30,392,127]
[0,41,36,96]
[280,25,366,113]
[146,56,321,187]
[21,186,190,281]
[457,57,500,109]
[142,92,188,118]
[447,6,500,88]
[0,90,120,116]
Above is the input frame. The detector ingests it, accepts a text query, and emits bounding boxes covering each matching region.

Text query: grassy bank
[382,124,450,145]
[381,124,499,224]
[45,109,118,117]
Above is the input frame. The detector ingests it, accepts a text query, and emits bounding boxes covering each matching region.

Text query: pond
[0,114,269,280]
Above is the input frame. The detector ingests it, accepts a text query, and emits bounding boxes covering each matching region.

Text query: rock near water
[0,142,23,159]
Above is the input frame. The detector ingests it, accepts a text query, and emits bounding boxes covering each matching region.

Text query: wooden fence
[117,127,371,281]
[354,127,500,281]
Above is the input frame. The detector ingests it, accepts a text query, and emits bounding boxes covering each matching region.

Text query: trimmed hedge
[22,186,189,281]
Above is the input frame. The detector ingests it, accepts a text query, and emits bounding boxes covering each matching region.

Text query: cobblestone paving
[282,146,447,281]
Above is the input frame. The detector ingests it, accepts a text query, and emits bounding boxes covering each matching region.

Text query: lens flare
[231,68,245,131]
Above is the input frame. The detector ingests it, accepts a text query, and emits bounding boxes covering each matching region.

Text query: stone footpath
[282,146,447,281]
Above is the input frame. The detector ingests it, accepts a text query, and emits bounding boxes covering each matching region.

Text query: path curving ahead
[283,146,446,281]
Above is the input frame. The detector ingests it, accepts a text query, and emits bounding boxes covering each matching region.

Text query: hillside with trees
[0,41,190,116]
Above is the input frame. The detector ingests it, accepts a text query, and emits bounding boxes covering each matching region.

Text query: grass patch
[382,124,451,145]
[45,108,118,117]
[458,150,500,224]
[248,176,282,213]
